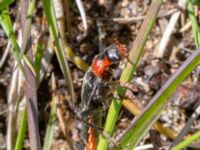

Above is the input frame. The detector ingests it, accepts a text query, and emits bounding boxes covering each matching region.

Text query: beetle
[80,40,128,116]
[79,40,128,150]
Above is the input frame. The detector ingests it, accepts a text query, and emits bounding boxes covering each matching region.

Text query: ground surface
[0,0,200,150]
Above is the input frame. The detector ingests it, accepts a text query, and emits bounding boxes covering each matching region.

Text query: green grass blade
[169,1,200,148]
[0,0,14,10]
[64,46,89,72]
[52,0,88,72]
[115,48,200,149]
[14,39,48,150]
[187,0,200,47]
[14,108,27,150]
[43,97,56,150]
[172,130,200,150]
[0,8,36,78]
[0,8,27,77]
[0,8,20,57]
[23,55,36,77]
[34,39,44,79]
[42,0,75,102]
[97,0,163,149]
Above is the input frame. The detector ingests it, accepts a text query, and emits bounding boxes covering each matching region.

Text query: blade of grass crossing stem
[0,8,36,78]
[0,9,25,73]
[23,55,36,76]
[14,108,27,150]
[97,0,163,149]
[16,42,43,150]
[24,50,41,150]
[18,0,36,77]
[15,42,45,150]
[18,0,35,63]
[114,49,200,149]
[0,0,14,10]
[42,0,75,102]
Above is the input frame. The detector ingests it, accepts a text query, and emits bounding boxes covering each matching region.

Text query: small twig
[180,21,191,33]
[113,8,179,24]
[134,144,154,150]
[75,0,87,31]
[97,20,105,52]
[0,41,10,68]
[155,0,186,58]
[0,108,7,115]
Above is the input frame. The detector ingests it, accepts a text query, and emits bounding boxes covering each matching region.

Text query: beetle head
[107,39,128,62]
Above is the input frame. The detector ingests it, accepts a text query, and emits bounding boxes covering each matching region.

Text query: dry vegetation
[0,0,200,150]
